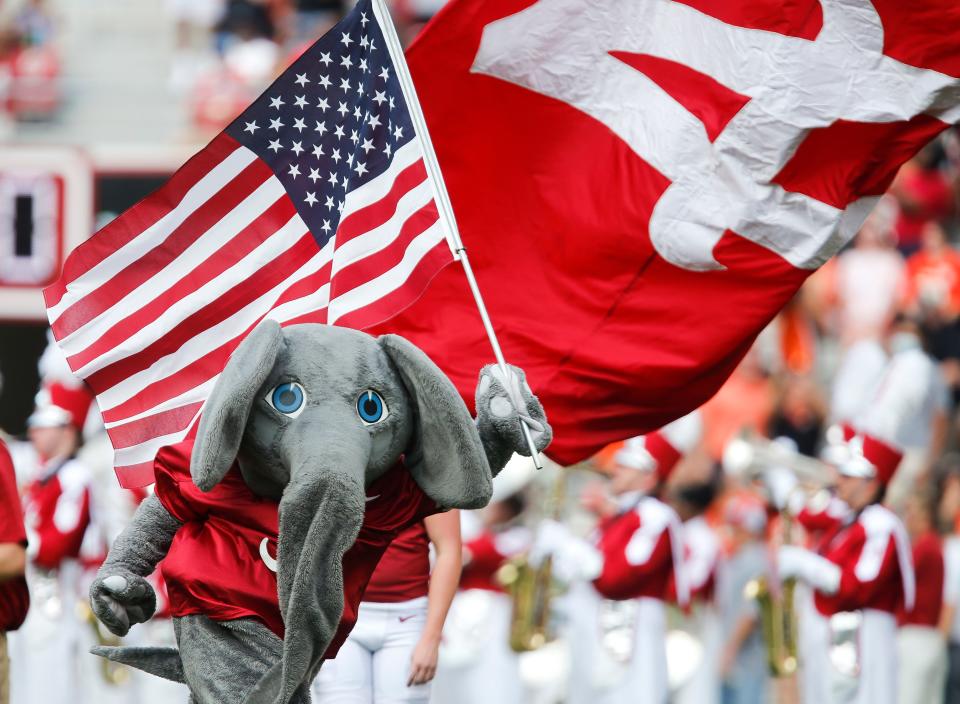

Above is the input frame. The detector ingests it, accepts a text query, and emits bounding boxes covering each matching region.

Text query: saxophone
[498,467,566,653]
[77,600,131,686]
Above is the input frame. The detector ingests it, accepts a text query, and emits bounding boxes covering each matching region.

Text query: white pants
[312,598,430,704]
[431,590,525,704]
[897,625,948,704]
[839,609,898,704]
[600,597,668,704]
[798,585,832,704]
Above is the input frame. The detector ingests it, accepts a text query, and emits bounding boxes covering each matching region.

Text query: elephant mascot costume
[86,320,551,703]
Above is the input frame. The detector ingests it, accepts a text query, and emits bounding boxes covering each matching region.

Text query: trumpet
[723,433,834,487]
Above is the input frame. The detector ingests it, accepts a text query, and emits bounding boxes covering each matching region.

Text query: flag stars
[373,91,386,105]
[328,171,338,186]
[325,195,335,210]
[305,192,318,207]
[288,163,301,178]
[353,105,362,120]
[331,148,342,163]
[340,78,351,92]
[384,142,392,158]
[340,54,353,70]
[334,124,345,139]
[270,95,285,109]
[389,96,395,109]
[356,83,365,98]
[319,52,332,66]
[294,73,310,87]
[314,120,328,135]
[359,58,368,72]
[291,140,304,156]
[317,97,330,111]
[268,139,282,153]
[360,35,369,50]
[243,120,259,134]
[361,138,374,154]
[360,11,369,27]
[341,175,349,189]
[269,117,285,131]
[393,125,403,140]
[341,32,354,47]
[378,67,389,81]
[354,161,368,176]
[308,168,321,183]
[321,219,332,234]
[312,144,324,158]
[294,95,308,109]
[318,74,332,89]
[350,129,360,145]
[367,114,381,129]
[337,101,349,117]
[347,152,355,166]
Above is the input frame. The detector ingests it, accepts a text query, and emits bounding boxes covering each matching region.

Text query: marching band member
[775,429,915,704]
[672,482,721,704]
[547,412,701,704]
[431,460,534,704]
[312,511,462,703]
[10,381,98,704]
[897,489,947,704]
[0,438,28,704]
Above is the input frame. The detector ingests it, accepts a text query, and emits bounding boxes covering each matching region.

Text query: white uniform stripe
[328,220,444,323]
[331,180,434,277]
[49,147,257,323]
[339,140,422,221]
[61,176,289,359]
[72,209,308,378]
[99,240,334,411]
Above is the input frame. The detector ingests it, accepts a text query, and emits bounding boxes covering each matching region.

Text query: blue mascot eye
[269,382,305,417]
[357,390,388,425]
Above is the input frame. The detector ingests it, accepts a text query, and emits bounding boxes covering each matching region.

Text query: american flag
[43,0,458,487]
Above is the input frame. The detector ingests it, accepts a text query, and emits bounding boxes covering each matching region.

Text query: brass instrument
[78,600,130,686]
[744,573,798,677]
[723,433,834,486]
[498,466,566,652]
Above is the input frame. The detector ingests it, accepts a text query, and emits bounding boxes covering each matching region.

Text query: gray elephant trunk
[244,439,367,704]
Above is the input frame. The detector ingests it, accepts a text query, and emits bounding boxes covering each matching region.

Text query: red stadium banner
[369,0,960,465]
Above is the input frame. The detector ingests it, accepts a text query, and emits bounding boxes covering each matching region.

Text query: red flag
[370,0,960,465]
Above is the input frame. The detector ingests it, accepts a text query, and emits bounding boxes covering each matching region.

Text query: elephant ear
[379,334,493,510]
[191,319,284,491]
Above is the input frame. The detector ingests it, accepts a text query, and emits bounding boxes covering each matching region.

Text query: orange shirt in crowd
[902,248,960,316]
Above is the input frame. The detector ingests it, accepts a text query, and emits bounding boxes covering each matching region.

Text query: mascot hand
[90,572,157,637]
[476,364,552,456]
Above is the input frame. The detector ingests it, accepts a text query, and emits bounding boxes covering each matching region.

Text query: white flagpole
[372,0,543,467]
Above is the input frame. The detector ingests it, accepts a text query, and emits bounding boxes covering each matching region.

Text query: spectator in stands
[891,144,954,257]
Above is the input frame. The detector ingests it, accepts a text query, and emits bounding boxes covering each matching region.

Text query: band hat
[820,422,856,466]
[837,431,904,486]
[27,381,95,433]
[613,410,702,480]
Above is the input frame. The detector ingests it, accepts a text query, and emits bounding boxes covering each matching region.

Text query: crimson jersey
[362,522,430,603]
[897,531,943,628]
[814,504,914,617]
[153,442,437,658]
[24,457,92,570]
[0,440,29,631]
[592,497,688,606]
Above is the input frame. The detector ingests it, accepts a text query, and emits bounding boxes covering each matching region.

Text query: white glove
[778,545,840,594]
[529,519,603,582]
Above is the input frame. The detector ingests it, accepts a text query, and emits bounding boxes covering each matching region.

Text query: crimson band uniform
[0,440,29,704]
[432,520,530,704]
[312,522,434,703]
[10,381,99,704]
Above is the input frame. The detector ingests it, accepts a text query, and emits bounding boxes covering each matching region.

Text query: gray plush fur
[89,320,552,704]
